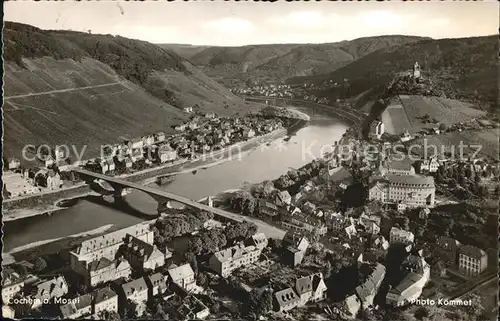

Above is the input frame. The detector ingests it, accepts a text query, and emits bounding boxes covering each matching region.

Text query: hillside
[380,95,486,135]
[160,35,427,87]
[3,22,254,162]
[289,35,497,109]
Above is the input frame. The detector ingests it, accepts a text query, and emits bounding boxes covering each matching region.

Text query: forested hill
[288,35,497,109]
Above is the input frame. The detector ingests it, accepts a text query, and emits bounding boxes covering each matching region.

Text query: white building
[389,227,415,245]
[209,243,262,277]
[386,255,430,306]
[458,245,488,277]
[369,174,435,208]
[370,121,385,139]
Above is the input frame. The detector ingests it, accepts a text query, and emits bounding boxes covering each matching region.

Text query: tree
[414,306,430,320]
[246,288,273,318]
[438,123,447,131]
[185,251,198,274]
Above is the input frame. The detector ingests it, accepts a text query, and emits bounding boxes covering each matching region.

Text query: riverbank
[3,224,116,265]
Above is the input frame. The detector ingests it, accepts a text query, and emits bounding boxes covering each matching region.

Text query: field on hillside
[3,58,189,164]
[411,129,499,160]
[380,95,486,135]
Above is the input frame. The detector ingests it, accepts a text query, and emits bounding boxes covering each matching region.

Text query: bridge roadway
[73,168,287,240]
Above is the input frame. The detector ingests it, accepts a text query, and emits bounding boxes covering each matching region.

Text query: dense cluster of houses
[232,84,293,98]
[82,113,283,175]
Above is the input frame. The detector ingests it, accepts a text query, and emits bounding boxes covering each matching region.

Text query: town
[2,111,287,199]
[3,74,497,320]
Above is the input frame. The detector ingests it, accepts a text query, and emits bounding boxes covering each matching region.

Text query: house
[70,221,154,276]
[419,208,431,220]
[106,158,115,172]
[339,294,361,320]
[386,160,416,176]
[282,232,309,267]
[458,245,488,276]
[326,212,345,232]
[276,190,292,206]
[258,200,279,219]
[386,255,430,306]
[120,277,149,317]
[158,146,177,163]
[2,305,15,319]
[146,273,169,297]
[295,275,313,306]
[273,287,300,312]
[209,243,262,277]
[291,192,303,204]
[1,268,26,303]
[87,258,132,287]
[167,264,196,292]
[93,287,119,318]
[355,263,386,309]
[30,276,69,309]
[46,169,63,190]
[243,128,256,138]
[282,213,328,237]
[175,124,187,131]
[183,107,193,113]
[126,138,144,150]
[435,237,461,266]
[142,134,155,146]
[205,112,216,118]
[302,201,317,214]
[389,227,414,245]
[123,234,170,271]
[176,295,210,320]
[155,132,166,143]
[369,174,435,208]
[370,121,385,139]
[59,293,93,319]
[420,157,440,173]
[8,158,21,170]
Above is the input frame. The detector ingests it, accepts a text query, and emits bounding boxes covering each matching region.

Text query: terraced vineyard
[3,58,188,163]
[381,95,486,135]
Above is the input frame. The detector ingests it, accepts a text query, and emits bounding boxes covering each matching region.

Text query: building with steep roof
[146,273,168,297]
[273,287,300,312]
[355,263,386,309]
[385,160,416,176]
[209,243,262,277]
[123,234,171,271]
[390,227,415,245]
[1,268,26,303]
[458,245,488,276]
[120,277,148,317]
[87,258,131,287]
[435,236,461,266]
[30,276,69,309]
[92,287,118,318]
[386,255,430,306]
[59,293,93,319]
[168,264,196,292]
[369,174,435,208]
[249,233,268,250]
[70,220,154,275]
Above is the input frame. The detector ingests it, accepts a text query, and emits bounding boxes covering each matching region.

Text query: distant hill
[3,22,253,162]
[159,35,428,87]
[289,35,497,109]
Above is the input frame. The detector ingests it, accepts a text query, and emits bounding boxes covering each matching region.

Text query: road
[73,168,287,240]
[4,82,122,100]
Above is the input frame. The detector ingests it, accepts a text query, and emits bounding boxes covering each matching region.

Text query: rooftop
[387,174,435,188]
[122,277,148,296]
[168,263,194,281]
[459,245,487,260]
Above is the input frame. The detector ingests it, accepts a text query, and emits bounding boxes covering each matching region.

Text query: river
[3,107,348,253]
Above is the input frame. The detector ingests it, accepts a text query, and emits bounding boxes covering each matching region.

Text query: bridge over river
[73,168,287,239]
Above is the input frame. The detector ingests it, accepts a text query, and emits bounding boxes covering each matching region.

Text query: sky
[4,1,498,46]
